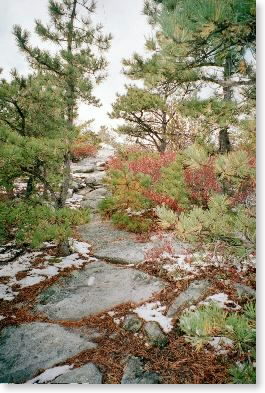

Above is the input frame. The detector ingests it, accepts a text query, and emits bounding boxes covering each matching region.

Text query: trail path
[0,144,255,384]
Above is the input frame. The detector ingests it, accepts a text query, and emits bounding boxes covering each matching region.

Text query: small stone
[121,356,161,384]
[123,314,143,332]
[144,321,168,348]
[51,363,102,384]
[234,283,256,298]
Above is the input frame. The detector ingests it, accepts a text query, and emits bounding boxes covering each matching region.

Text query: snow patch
[201,293,241,311]
[0,284,18,301]
[70,239,91,255]
[17,275,46,288]
[134,301,173,333]
[0,252,42,278]
[26,365,73,384]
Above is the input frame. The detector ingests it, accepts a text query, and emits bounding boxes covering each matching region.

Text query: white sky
[0,0,152,131]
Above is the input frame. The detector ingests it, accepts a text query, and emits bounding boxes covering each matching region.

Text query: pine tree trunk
[219,54,233,153]
[158,140,167,153]
[25,176,34,198]
[56,0,77,255]
[219,127,231,153]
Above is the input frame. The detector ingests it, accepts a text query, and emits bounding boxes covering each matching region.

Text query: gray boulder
[51,363,102,384]
[167,280,211,318]
[121,356,161,384]
[123,314,143,332]
[144,321,168,348]
[0,323,97,383]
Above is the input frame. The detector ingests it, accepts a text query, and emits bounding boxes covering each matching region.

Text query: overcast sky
[0,0,152,131]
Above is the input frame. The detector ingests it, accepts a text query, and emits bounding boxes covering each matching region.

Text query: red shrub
[71,144,97,161]
[184,162,221,206]
[107,156,125,170]
[128,152,176,181]
[143,190,183,212]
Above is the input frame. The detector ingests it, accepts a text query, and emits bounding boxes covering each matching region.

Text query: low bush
[229,363,256,384]
[71,143,97,161]
[101,145,255,258]
[155,204,178,229]
[0,200,90,248]
[111,211,153,233]
[179,301,256,382]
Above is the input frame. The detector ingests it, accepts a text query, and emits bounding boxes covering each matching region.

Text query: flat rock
[121,356,161,384]
[0,323,97,383]
[79,219,187,265]
[72,164,96,174]
[35,261,165,320]
[51,363,102,384]
[167,280,211,318]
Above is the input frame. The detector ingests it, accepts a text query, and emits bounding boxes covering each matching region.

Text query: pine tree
[13,0,112,206]
[109,34,197,152]
[144,0,256,152]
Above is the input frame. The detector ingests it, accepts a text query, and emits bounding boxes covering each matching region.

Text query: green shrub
[179,304,227,338]
[0,201,90,248]
[155,204,178,229]
[229,363,256,384]
[111,212,152,233]
[176,194,255,253]
[225,303,256,353]
[98,196,117,216]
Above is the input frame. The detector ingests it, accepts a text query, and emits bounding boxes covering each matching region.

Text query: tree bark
[56,0,77,254]
[25,176,34,198]
[219,54,233,153]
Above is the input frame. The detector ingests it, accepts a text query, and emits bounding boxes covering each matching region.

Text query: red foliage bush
[107,156,124,170]
[71,143,97,161]
[143,190,183,212]
[107,150,176,181]
[184,161,221,206]
[128,152,176,181]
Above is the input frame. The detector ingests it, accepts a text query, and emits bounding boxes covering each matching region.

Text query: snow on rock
[70,239,91,256]
[0,252,42,278]
[0,284,18,301]
[200,293,241,311]
[26,365,73,384]
[0,315,6,321]
[134,301,173,333]
[56,253,85,269]
[0,241,92,300]
[17,275,46,288]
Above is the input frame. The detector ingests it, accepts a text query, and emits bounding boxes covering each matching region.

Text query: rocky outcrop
[0,323,98,383]
[35,261,165,320]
